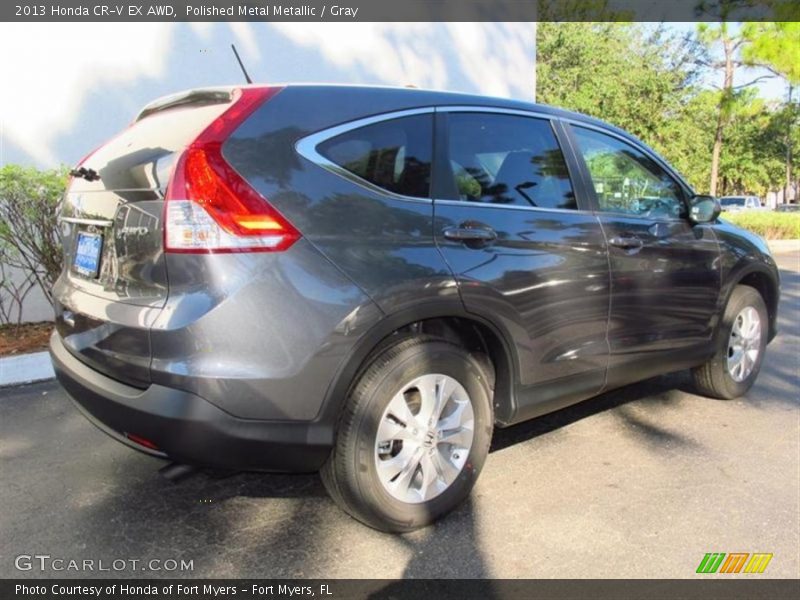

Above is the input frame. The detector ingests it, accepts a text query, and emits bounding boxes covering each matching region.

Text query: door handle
[608,235,643,250]
[443,225,497,243]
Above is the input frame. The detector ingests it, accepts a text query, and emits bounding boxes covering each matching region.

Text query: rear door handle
[443,225,497,243]
[608,235,643,250]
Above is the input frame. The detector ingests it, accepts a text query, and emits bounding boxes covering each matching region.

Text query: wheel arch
[319,302,519,428]
[722,263,779,343]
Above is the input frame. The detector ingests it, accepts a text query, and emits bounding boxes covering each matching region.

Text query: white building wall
[0,22,537,322]
[0,22,537,169]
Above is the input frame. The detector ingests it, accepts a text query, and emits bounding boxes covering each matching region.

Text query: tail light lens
[164,86,300,253]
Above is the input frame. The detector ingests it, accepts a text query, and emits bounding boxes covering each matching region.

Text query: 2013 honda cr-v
[50,84,780,532]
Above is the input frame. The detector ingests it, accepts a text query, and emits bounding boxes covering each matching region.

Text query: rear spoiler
[134,88,235,122]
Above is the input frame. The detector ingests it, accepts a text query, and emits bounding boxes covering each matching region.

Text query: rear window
[317,114,433,199]
[72,101,233,192]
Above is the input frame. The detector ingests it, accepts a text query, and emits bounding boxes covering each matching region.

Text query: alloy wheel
[374,374,475,504]
[727,306,762,383]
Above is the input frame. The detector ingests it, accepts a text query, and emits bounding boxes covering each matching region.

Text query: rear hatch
[54,89,238,387]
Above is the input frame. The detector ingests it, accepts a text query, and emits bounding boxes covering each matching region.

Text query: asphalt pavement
[1,252,797,579]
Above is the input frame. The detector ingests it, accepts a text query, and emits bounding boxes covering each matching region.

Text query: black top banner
[3,0,799,22]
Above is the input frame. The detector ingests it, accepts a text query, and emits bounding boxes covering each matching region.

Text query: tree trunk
[710,115,724,196]
[786,83,794,203]
[709,38,735,197]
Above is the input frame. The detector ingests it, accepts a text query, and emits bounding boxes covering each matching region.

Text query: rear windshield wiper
[69,166,101,182]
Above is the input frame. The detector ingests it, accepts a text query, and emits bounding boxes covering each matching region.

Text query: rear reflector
[164,86,300,253]
[125,433,159,451]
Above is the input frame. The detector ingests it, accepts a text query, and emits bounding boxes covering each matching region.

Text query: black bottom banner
[4,579,800,600]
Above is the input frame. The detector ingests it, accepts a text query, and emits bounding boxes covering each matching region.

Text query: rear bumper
[49,331,333,472]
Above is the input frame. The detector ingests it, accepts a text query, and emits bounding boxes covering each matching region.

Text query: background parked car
[775,203,800,213]
[720,195,763,212]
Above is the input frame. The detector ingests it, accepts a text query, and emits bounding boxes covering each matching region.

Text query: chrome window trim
[587,210,690,224]
[588,208,690,226]
[436,105,557,122]
[295,103,692,219]
[433,198,595,217]
[59,217,114,227]
[295,107,436,204]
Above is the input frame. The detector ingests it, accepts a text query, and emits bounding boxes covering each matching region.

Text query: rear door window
[317,114,433,198]
[440,112,576,210]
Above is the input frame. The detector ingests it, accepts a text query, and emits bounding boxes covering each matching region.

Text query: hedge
[722,211,800,240]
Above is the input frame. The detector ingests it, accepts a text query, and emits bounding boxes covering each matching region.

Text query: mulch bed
[0,321,53,356]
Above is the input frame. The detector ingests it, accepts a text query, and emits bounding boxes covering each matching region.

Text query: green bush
[722,211,800,239]
[0,165,68,325]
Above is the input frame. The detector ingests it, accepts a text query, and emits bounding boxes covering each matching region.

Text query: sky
[668,22,790,101]
[0,22,789,169]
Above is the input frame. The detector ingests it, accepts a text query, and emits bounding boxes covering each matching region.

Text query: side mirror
[688,195,720,224]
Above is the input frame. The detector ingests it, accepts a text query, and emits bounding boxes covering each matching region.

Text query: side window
[571,126,686,218]
[443,113,576,210]
[317,114,432,198]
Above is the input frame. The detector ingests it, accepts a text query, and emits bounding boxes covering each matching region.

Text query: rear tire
[321,336,493,532]
[692,285,768,400]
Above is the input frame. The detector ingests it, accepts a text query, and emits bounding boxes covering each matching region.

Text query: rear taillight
[164,86,299,253]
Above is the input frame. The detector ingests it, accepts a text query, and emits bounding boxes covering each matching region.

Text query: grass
[722,211,800,240]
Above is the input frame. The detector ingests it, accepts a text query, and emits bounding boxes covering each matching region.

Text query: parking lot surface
[1,252,797,579]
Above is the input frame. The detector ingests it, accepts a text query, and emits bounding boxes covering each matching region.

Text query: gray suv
[51,85,780,531]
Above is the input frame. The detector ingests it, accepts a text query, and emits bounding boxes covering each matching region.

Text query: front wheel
[321,336,494,532]
[692,285,768,400]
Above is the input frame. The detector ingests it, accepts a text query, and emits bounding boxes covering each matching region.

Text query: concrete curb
[0,351,55,388]
[768,239,799,255]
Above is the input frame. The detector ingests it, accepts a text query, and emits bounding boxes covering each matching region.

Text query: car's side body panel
[434,203,610,406]
[598,217,721,366]
[225,89,459,316]
[148,240,384,421]
[430,108,611,424]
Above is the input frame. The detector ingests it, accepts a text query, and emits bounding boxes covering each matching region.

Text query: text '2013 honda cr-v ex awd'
[50,85,780,532]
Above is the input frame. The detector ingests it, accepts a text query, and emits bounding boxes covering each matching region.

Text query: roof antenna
[231,43,253,84]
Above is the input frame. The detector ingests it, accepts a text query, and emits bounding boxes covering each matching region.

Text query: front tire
[321,336,493,532]
[692,285,768,400]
